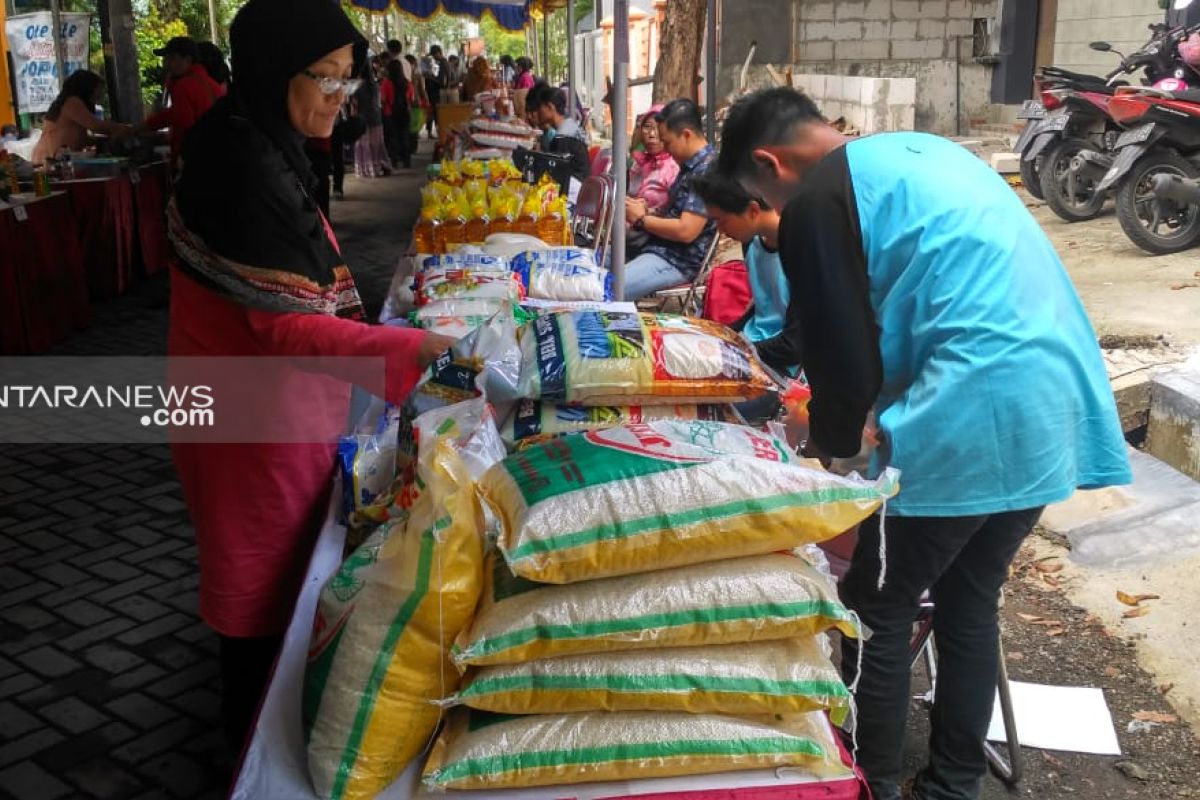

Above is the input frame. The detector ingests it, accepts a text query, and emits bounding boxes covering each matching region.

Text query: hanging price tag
[13,204,28,222]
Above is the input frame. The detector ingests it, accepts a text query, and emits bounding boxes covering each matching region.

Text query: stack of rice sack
[304,400,506,800]
[416,309,901,792]
[411,249,613,342]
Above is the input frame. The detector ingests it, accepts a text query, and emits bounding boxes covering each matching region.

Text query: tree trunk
[652,0,706,103]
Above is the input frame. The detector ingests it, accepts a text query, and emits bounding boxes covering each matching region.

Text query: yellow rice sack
[480,419,899,583]
[516,310,776,405]
[454,637,851,724]
[422,709,851,791]
[452,552,858,668]
[303,439,486,800]
[500,398,740,446]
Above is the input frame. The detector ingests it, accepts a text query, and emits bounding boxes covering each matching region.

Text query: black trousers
[219,634,282,751]
[390,106,412,168]
[840,507,1043,800]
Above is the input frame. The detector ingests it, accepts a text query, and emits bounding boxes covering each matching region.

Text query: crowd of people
[16,3,1135,799]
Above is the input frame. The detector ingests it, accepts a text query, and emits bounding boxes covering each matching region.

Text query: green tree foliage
[135,3,189,107]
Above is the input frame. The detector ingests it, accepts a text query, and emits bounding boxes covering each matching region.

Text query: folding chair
[636,233,722,317]
[572,176,613,260]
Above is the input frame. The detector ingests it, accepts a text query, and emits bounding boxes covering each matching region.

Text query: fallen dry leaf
[1007,651,1025,661]
[1046,627,1067,637]
[1032,618,1065,627]
[1104,665,1121,678]
[1043,752,1067,769]
[1133,710,1178,724]
[1017,613,1043,623]
[1159,683,1175,696]
[1123,606,1151,619]
[1170,281,1199,290]
[1035,561,1064,574]
[1117,590,1159,606]
[1042,574,1062,588]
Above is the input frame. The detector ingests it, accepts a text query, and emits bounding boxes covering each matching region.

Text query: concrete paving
[0,150,429,800]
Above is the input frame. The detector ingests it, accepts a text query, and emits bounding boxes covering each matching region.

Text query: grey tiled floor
[0,155,426,799]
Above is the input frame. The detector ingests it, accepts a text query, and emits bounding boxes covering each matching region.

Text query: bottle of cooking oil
[515,192,541,237]
[437,193,468,253]
[488,191,515,236]
[537,196,569,246]
[465,197,490,244]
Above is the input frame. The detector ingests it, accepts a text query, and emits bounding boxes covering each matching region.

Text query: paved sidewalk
[0,155,427,800]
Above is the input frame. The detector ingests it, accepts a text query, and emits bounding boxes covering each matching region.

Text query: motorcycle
[1094,83,1200,253]
[1025,24,1193,222]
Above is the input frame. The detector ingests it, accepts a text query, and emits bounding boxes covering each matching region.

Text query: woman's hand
[417,332,457,369]
[625,196,647,225]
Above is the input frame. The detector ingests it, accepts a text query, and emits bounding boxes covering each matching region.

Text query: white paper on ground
[987,680,1121,755]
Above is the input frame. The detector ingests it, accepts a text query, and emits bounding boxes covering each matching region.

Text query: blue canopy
[347,0,532,31]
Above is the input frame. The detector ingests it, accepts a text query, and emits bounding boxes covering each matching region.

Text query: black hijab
[170,0,368,318]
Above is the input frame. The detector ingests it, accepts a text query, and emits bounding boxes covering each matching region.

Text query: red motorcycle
[1096,85,1200,253]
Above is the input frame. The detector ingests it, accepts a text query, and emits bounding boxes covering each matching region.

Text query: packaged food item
[415,270,523,308]
[509,248,612,302]
[411,305,526,415]
[455,637,851,723]
[480,419,899,584]
[515,311,777,406]
[335,403,401,521]
[418,252,508,274]
[414,298,508,340]
[436,193,468,254]
[453,552,858,668]
[500,399,738,446]
[514,192,540,237]
[304,431,492,800]
[536,196,568,246]
[422,709,850,791]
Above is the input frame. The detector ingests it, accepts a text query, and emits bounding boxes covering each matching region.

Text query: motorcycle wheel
[1115,151,1200,255]
[1019,153,1044,200]
[1040,137,1107,222]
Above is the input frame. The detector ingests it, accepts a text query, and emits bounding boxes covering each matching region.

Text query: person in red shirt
[132,37,223,166]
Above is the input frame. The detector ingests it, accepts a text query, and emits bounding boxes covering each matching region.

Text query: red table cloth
[133,162,171,277]
[0,193,91,354]
[60,175,137,299]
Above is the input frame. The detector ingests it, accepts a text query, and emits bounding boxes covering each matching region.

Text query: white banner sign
[4,12,92,114]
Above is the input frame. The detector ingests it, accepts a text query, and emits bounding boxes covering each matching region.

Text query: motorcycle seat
[1040,66,1111,89]
[1167,88,1200,105]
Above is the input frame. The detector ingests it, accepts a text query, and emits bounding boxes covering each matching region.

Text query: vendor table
[0,192,91,354]
[56,161,172,298]
[230,485,867,800]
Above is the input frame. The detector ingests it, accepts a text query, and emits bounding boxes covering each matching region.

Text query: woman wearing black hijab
[169,0,453,748]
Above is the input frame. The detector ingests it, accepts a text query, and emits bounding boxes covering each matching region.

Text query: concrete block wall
[1052,0,1161,77]
[791,0,999,134]
[792,73,917,132]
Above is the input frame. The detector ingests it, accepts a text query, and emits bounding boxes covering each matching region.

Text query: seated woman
[32,70,131,164]
[627,105,680,252]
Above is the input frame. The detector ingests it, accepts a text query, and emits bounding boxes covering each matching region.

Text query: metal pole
[49,0,66,92]
[705,0,716,141]
[567,0,576,119]
[542,12,550,79]
[207,0,219,43]
[612,0,629,299]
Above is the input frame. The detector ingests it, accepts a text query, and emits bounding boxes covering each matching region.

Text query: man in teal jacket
[718,88,1131,800]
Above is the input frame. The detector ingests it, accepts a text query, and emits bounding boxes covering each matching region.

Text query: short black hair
[655,98,704,136]
[386,39,402,54]
[537,86,567,115]
[693,170,769,214]
[718,87,824,177]
[526,80,551,110]
[430,45,443,57]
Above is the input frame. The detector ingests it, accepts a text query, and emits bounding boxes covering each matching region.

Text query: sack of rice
[454,637,851,723]
[419,253,508,273]
[304,433,492,800]
[509,248,612,302]
[500,399,740,447]
[479,419,899,583]
[452,552,858,668]
[422,709,851,791]
[515,311,776,405]
[336,402,402,522]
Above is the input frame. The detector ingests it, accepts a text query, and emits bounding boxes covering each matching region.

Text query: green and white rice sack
[422,709,851,790]
[453,636,851,724]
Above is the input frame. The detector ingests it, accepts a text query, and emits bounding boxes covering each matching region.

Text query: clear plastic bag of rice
[499,399,740,447]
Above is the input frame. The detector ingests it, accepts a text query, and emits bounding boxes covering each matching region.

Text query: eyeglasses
[302,69,362,96]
